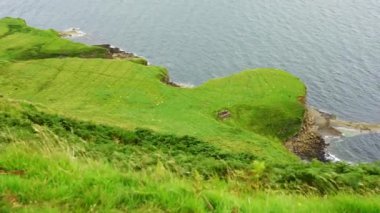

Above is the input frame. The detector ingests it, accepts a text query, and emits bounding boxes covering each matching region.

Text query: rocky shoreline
[286,107,380,162]
[285,108,327,161]
[94,44,148,65]
[60,30,194,88]
[59,28,148,64]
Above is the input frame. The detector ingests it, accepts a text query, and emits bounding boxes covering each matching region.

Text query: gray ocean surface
[328,134,380,163]
[1,0,379,162]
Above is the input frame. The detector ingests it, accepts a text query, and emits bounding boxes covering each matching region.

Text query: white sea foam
[61,28,86,38]
[325,153,342,162]
[175,82,195,88]
[326,152,355,165]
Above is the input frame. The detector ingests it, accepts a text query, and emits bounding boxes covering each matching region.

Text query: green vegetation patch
[1,99,379,194]
[0,56,305,161]
[0,99,379,212]
[0,17,108,60]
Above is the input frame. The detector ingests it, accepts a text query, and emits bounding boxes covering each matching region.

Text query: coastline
[287,106,380,162]
[2,16,380,212]
[94,44,149,65]
[92,42,380,163]
[59,27,380,163]
[60,28,149,65]
[285,108,327,161]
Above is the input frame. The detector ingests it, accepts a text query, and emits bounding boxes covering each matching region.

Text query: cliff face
[285,109,327,161]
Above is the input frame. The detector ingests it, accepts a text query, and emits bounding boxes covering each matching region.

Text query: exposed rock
[218,110,231,120]
[96,44,123,54]
[160,74,181,87]
[95,44,134,58]
[286,107,380,162]
[310,108,380,136]
[285,109,327,161]
[59,28,86,38]
[93,44,147,65]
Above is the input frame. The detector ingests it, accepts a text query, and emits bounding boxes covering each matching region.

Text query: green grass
[1,97,380,189]
[0,18,108,61]
[0,137,380,212]
[1,141,379,212]
[0,99,379,212]
[0,17,306,162]
[1,17,380,212]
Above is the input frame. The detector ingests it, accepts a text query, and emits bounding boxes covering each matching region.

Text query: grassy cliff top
[1,17,380,212]
[0,17,108,60]
[0,17,306,162]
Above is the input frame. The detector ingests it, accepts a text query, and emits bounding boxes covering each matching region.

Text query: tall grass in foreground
[1,128,380,212]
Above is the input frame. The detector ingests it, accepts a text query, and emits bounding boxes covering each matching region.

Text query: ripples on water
[328,134,380,163]
[0,0,379,161]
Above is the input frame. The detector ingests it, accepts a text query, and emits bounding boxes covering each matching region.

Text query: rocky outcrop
[285,109,327,161]
[59,28,86,38]
[160,74,181,87]
[59,29,146,62]
[92,44,148,65]
[95,44,139,59]
[286,107,380,162]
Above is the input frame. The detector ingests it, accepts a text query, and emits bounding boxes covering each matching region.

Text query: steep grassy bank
[2,139,379,212]
[1,17,380,212]
[1,98,380,212]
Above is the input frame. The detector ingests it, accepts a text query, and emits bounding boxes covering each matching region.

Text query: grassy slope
[2,135,378,213]
[0,17,305,162]
[1,98,379,212]
[0,18,108,60]
[0,17,379,211]
[2,139,380,213]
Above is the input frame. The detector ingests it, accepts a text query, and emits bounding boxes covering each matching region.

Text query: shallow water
[1,0,379,161]
[328,134,380,163]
